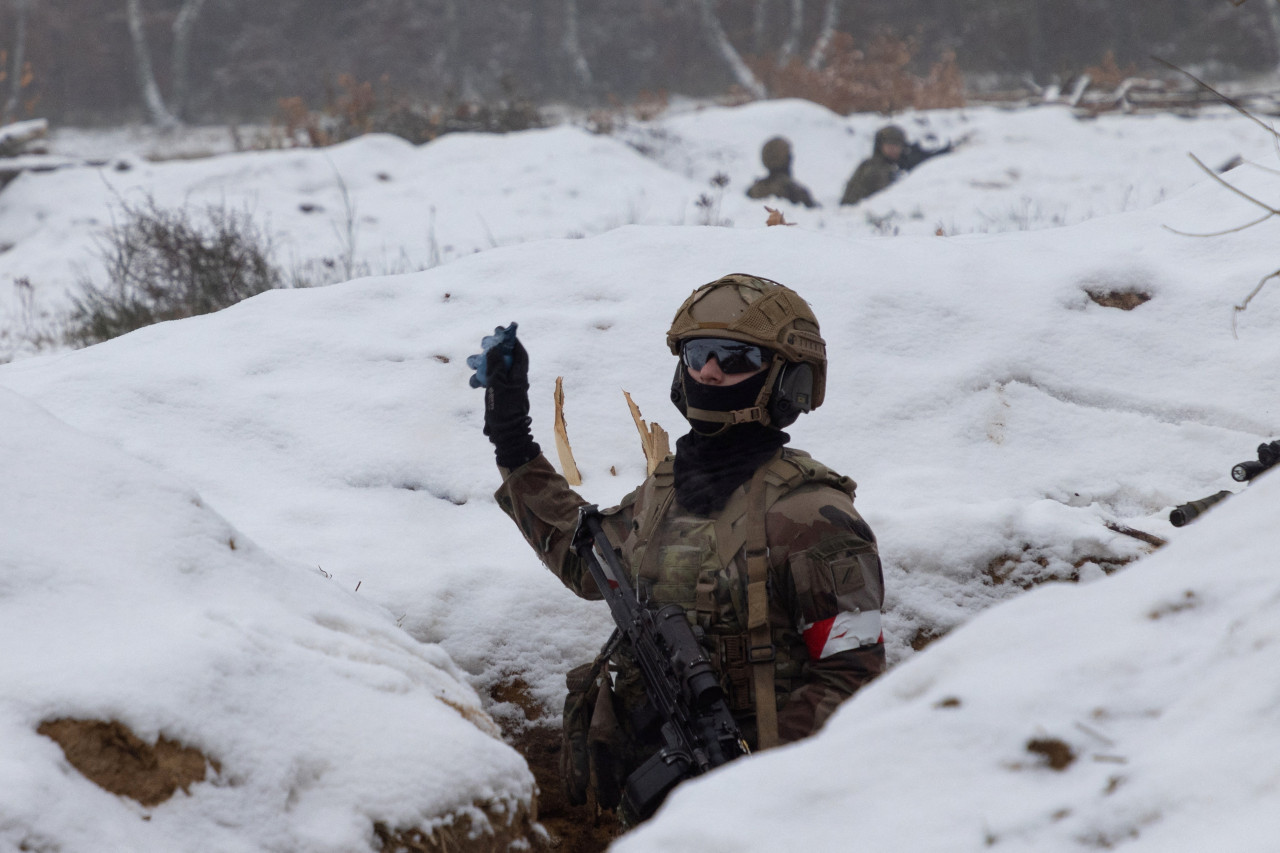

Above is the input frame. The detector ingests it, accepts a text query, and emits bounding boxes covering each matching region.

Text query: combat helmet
[874,125,907,153]
[760,137,792,171]
[667,274,826,430]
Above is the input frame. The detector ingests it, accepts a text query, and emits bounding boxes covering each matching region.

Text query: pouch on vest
[561,642,632,810]
[560,659,600,807]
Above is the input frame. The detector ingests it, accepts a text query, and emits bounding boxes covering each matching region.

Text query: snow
[1,97,1278,850]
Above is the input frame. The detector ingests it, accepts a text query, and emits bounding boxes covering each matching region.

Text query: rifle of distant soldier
[1169,440,1280,527]
[896,140,953,171]
[572,505,750,822]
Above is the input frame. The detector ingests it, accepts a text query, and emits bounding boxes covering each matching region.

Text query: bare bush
[65,196,287,347]
[261,74,544,149]
[751,33,966,115]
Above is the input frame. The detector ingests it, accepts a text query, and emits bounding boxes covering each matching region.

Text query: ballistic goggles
[680,338,773,375]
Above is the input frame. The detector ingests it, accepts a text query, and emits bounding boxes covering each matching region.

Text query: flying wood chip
[553,376,583,485]
[624,391,670,476]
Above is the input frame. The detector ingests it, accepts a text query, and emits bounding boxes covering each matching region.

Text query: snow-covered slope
[1,98,1277,851]
[0,389,533,852]
[614,468,1280,852]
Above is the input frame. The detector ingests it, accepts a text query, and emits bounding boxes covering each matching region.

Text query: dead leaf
[765,206,795,227]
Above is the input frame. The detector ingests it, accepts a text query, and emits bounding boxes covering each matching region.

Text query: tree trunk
[1025,0,1047,83]
[563,0,593,89]
[807,0,840,70]
[779,0,804,64]
[125,0,178,127]
[752,0,767,55]
[1265,0,1280,71]
[170,0,209,121]
[3,0,32,123]
[692,0,767,98]
[435,0,462,95]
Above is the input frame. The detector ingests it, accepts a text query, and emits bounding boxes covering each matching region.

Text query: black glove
[467,323,541,470]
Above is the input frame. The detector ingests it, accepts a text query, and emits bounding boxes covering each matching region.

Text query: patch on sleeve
[803,610,883,659]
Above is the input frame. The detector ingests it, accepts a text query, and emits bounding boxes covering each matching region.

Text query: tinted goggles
[681,338,772,374]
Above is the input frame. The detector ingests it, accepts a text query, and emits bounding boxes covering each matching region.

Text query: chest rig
[614,447,855,748]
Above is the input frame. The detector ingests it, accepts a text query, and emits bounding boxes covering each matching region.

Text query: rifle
[1169,440,1280,527]
[897,140,953,171]
[572,504,750,822]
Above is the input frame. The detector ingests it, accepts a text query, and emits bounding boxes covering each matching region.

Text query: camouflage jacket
[746,170,819,208]
[496,449,885,749]
[840,154,899,205]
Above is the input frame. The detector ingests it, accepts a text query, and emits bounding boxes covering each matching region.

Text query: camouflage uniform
[495,446,884,751]
[473,274,886,816]
[840,125,906,206]
[746,136,819,208]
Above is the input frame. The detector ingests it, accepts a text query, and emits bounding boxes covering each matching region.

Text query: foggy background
[3,0,1279,128]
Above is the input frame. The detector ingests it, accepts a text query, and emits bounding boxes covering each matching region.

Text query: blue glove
[467,322,519,389]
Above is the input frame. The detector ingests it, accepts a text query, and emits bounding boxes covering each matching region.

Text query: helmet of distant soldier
[666,274,827,430]
[760,136,793,171]
[874,125,907,153]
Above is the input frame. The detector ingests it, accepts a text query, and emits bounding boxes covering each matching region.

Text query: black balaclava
[672,369,788,514]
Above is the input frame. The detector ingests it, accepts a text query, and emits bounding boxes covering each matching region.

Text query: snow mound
[0,389,534,852]
[613,470,1280,852]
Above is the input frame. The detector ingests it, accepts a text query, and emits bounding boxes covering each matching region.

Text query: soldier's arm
[767,485,887,742]
[788,181,819,209]
[494,454,636,600]
[746,178,770,199]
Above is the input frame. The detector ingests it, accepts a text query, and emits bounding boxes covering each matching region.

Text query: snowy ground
[1,98,1278,851]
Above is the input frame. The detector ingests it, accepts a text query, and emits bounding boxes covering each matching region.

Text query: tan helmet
[667,274,826,429]
[761,136,792,171]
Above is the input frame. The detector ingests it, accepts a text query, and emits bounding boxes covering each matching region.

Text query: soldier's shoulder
[747,175,781,198]
[608,455,674,514]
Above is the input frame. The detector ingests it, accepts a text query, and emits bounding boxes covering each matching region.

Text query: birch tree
[3,0,33,123]
[752,0,767,54]
[692,0,767,99]
[125,0,178,127]
[778,0,804,64]
[807,0,840,70]
[170,0,210,121]
[1264,0,1280,70]
[563,0,593,89]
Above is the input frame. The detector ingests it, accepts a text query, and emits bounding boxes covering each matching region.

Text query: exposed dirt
[490,679,623,853]
[374,802,538,853]
[37,718,215,807]
[1026,736,1076,770]
[1085,288,1152,310]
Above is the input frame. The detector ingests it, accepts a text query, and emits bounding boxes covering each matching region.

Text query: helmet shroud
[667,274,826,431]
[761,137,792,171]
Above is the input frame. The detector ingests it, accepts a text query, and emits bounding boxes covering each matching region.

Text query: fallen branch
[0,118,48,157]
[1234,269,1280,338]
[1103,521,1167,549]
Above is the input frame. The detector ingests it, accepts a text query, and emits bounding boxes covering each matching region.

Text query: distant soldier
[746,137,819,208]
[840,124,954,206]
